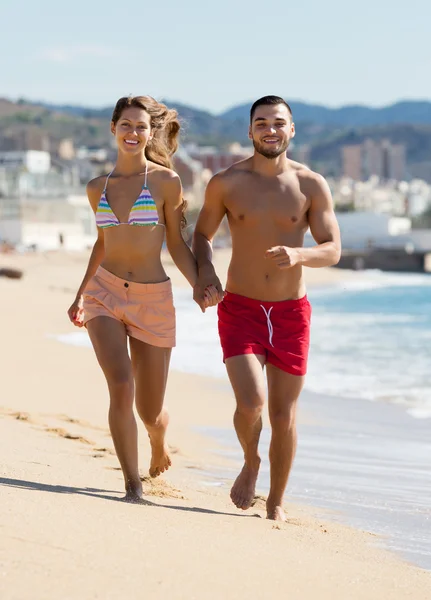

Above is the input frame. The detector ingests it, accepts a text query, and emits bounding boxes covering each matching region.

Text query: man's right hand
[67,295,84,327]
[193,267,224,313]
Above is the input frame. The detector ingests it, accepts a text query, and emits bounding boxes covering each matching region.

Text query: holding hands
[193,267,224,313]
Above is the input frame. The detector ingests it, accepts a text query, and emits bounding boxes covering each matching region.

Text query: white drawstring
[260,305,274,347]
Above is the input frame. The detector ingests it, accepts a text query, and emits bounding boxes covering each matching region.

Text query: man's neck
[251,152,291,177]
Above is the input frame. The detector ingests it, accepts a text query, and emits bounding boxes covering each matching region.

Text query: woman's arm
[75,231,105,298]
[67,179,105,326]
[163,172,198,288]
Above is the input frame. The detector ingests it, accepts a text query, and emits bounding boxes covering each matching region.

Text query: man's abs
[226,243,306,302]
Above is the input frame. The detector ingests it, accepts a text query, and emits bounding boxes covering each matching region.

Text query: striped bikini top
[95,164,161,229]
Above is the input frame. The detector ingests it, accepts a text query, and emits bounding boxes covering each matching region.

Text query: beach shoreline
[1,249,430,599]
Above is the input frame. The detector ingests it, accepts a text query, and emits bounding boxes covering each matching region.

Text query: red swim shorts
[217,291,311,376]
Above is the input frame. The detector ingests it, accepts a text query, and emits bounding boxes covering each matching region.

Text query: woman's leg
[86,316,142,501]
[129,337,172,478]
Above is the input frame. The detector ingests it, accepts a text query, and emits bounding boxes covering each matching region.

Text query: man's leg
[225,354,266,510]
[266,364,305,521]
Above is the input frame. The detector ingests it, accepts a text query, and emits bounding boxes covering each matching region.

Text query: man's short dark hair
[250,95,292,123]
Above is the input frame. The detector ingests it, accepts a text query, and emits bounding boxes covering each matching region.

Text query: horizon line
[1,95,431,116]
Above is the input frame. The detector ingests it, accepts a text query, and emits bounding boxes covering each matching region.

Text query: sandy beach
[1,249,430,599]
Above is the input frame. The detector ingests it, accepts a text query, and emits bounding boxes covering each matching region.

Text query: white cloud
[38,45,115,63]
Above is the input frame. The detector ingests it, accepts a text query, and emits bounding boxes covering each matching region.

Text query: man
[192,95,341,521]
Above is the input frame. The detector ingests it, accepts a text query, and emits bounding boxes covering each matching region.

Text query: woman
[67,96,211,502]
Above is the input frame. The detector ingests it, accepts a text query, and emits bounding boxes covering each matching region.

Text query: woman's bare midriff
[100,225,168,283]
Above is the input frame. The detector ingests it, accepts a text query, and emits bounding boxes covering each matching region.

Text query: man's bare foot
[123,479,143,503]
[266,504,286,522]
[149,436,171,478]
[230,461,260,510]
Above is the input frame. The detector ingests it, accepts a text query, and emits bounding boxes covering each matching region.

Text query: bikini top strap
[144,162,148,188]
[103,170,113,193]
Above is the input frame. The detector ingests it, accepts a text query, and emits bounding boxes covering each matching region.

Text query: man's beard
[253,137,289,159]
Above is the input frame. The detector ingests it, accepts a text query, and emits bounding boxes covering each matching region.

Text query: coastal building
[0,193,95,251]
[186,143,251,174]
[0,150,51,174]
[342,140,406,182]
[0,159,93,251]
[173,148,210,209]
[342,145,362,180]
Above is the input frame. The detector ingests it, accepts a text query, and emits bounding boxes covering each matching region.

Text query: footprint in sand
[61,416,80,424]
[94,447,116,455]
[140,476,186,500]
[13,412,32,422]
[0,409,33,423]
[250,495,267,510]
[44,427,94,445]
[4,409,95,444]
[4,409,113,460]
[57,414,109,434]
[250,496,299,526]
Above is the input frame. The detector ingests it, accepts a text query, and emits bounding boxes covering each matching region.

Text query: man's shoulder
[291,161,327,191]
[209,158,252,186]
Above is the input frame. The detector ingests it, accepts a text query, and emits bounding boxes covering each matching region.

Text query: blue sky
[1,0,429,113]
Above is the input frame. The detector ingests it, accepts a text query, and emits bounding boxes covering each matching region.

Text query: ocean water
[54,269,431,568]
[307,271,431,419]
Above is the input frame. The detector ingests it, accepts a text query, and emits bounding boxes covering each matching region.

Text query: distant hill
[3,96,431,140]
[1,96,431,180]
[14,98,239,145]
[12,97,431,127]
[221,100,431,127]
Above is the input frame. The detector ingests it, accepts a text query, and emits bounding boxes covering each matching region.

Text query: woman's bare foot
[149,435,171,478]
[266,504,286,522]
[123,479,143,503]
[230,461,260,510]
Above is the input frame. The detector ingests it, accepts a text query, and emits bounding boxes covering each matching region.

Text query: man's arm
[267,173,341,269]
[192,173,227,309]
[193,173,227,270]
[298,173,341,267]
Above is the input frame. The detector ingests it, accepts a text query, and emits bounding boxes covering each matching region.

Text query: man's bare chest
[225,184,309,228]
